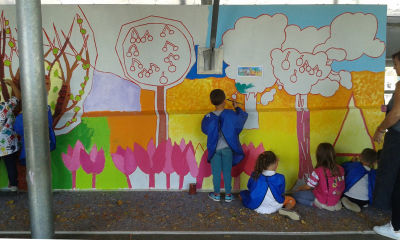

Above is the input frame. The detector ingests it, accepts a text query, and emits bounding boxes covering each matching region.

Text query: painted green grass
[52,117,126,189]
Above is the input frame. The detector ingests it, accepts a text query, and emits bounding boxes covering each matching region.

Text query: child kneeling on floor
[341,148,377,212]
[240,151,300,220]
[293,143,345,211]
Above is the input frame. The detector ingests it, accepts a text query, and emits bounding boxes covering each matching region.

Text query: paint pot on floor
[189,183,196,195]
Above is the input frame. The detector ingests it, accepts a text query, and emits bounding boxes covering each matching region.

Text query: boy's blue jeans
[211,147,232,194]
[292,190,315,207]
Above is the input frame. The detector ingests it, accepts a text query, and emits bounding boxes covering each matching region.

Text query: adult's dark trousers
[0,152,18,187]
[373,129,400,230]
[392,168,400,230]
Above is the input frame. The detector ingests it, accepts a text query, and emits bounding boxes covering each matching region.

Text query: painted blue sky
[206,5,387,73]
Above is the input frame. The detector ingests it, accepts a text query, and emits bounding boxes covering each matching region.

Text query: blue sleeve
[13,114,24,136]
[341,162,352,175]
[240,175,268,209]
[201,113,218,135]
[241,177,259,208]
[234,107,248,134]
[279,175,286,199]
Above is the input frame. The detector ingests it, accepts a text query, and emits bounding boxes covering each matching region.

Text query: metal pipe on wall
[16,1,54,238]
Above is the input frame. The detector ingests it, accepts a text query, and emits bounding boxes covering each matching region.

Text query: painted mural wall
[0,5,386,190]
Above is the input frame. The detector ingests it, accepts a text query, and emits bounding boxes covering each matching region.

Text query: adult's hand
[373,129,385,144]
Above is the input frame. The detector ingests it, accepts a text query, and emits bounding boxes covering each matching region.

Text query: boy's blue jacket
[13,106,56,165]
[240,173,285,210]
[201,107,248,166]
[342,161,376,203]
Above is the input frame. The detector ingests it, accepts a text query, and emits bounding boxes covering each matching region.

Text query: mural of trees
[115,16,195,145]
[0,11,19,103]
[42,6,97,135]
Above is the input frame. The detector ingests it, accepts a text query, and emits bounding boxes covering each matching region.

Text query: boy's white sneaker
[373,222,400,240]
[278,208,300,221]
[341,197,361,213]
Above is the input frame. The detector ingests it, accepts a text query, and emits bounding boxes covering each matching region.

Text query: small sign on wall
[237,66,263,77]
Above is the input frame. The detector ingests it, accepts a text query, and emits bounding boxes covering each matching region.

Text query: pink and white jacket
[307,165,345,207]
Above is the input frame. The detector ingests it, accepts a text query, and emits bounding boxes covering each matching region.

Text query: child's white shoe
[341,197,361,213]
[373,222,400,240]
[278,208,300,221]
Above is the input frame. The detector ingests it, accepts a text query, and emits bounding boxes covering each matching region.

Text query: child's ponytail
[252,151,278,180]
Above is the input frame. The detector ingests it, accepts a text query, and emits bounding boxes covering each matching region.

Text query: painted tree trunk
[72,171,76,190]
[149,173,155,188]
[92,174,96,189]
[126,175,132,189]
[233,176,240,191]
[166,173,171,190]
[179,176,184,190]
[156,86,168,145]
[243,92,259,129]
[296,94,314,181]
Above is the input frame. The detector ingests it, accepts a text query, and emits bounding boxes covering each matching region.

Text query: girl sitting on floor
[240,151,300,220]
[293,143,345,211]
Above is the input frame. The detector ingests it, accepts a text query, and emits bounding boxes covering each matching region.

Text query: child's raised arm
[234,107,248,134]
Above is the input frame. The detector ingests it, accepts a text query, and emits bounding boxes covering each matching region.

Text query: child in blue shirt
[201,89,247,202]
[240,151,300,220]
[341,148,377,212]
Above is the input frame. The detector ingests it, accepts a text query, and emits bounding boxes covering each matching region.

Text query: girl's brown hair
[315,143,339,176]
[252,151,278,180]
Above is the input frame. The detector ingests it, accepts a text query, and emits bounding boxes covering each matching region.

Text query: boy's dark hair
[392,50,400,62]
[252,151,277,180]
[315,142,340,177]
[210,89,226,106]
[360,148,378,166]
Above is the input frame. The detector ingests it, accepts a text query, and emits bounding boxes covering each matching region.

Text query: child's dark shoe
[225,193,233,202]
[208,192,220,201]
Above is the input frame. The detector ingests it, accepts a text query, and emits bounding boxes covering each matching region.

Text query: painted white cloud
[339,70,352,89]
[310,78,340,97]
[261,88,276,105]
[282,25,330,53]
[222,14,288,94]
[325,48,346,62]
[313,13,385,60]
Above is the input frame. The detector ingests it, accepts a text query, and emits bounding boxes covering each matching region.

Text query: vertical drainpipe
[16,1,54,239]
[203,0,219,70]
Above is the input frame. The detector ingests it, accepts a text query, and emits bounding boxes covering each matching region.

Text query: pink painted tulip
[243,143,265,176]
[61,140,84,189]
[196,149,212,189]
[184,141,199,178]
[162,139,174,189]
[80,144,106,189]
[172,140,189,189]
[135,139,166,188]
[111,146,137,188]
[231,144,249,190]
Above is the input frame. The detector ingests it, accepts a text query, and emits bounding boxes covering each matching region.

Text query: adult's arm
[373,81,400,143]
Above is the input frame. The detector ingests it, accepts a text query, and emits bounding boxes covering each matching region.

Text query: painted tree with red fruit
[115,16,195,145]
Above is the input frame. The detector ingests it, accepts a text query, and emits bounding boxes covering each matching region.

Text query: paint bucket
[189,183,197,195]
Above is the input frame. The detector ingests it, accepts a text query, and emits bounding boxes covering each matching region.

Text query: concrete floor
[0,191,392,239]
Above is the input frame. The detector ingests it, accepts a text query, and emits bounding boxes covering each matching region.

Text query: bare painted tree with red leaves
[42,6,97,135]
[0,11,20,103]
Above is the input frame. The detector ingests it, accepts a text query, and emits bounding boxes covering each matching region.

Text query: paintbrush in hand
[226,99,243,105]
